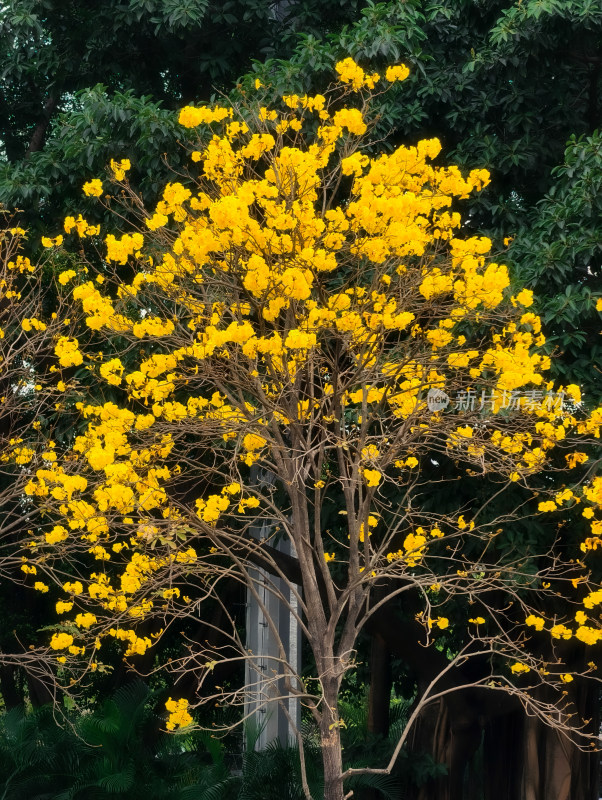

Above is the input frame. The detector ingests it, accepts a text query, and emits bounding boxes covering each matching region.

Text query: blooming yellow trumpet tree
[3,59,602,800]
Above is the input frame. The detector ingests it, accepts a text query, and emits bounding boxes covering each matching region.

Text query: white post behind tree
[245,470,302,749]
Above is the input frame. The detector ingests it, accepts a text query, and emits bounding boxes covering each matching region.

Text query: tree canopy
[2,0,600,404]
[1,59,601,800]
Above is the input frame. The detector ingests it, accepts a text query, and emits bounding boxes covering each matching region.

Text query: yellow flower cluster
[8,254,34,273]
[24,465,87,501]
[525,614,545,631]
[50,632,74,650]
[58,270,77,285]
[21,317,47,332]
[332,108,367,136]
[45,525,69,544]
[83,178,103,197]
[73,282,130,332]
[385,64,410,82]
[334,57,369,90]
[178,106,231,127]
[362,468,382,487]
[10,58,601,698]
[108,627,152,656]
[54,336,83,367]
[385,527,442,568]
[165,697,193,730]
[64,214,100,237]
[105,232,144,264]
[109,158,131,181]
[41,235,63,248]
[99,358,125,386]
[334,57,408,91]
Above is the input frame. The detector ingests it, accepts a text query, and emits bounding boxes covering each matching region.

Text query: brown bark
[417,687,600,800]
[544,730,571,800]
[365,633,392,800]
[414,695,483,800]
[446,698,482,800]
[570,680,599,800]
[415,699,452,800]
[25,94,59,157]
[369,606,600,800]
[321,718,344,800]
[521,715,541,800]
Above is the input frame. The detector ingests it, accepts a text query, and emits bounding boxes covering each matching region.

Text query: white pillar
[245,522,302,749]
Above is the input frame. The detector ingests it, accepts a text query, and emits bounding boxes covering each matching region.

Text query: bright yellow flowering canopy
[3,59,602,739]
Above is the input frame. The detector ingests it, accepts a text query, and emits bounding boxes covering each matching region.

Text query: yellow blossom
[83,179,103,197]
[41,235,63,248]
[110,158,131,181]
[58,270,77,285]
[165,697,193,730]
[362,468,381,487]
[385,64,410,82]
[525,615,545,631]
[50,632,74,650]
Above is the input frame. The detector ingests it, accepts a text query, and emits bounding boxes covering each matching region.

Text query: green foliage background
[0,1,601,797]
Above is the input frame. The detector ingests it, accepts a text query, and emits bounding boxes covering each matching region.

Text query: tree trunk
[413,699,451,800]
[446,699,481,800]
[367,632,391,738]
[366,633,392,800]
[483,709,523,800]
[321,679,344,800]
[25,94,59,157]
[26,670,53,707]
[570,679,599,800]
[321,724,344,800]
[0,664,23,710]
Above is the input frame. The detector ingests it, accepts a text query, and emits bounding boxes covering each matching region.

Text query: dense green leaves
[508,132,602,399]
[0,87,184,232]
[0,681,235,800]
[0,0,367,232]
[3,0,602,244]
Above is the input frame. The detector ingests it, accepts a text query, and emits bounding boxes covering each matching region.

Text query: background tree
[0,0,362,231]
[2,0,600,406]
[1,3,602,798]
[1,1,601,250]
